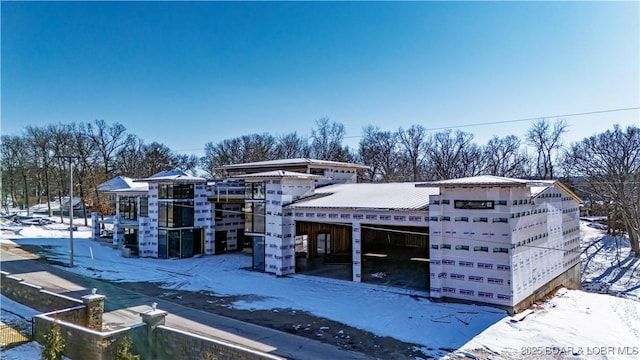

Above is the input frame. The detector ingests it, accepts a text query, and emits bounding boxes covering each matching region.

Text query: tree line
[1,118,638,256]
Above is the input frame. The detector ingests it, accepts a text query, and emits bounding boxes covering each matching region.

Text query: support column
[113,215,124,246]
[91,212,100,240]
[82,288,105,331]
[140,303,168,359]
[140,303,168,329]
[352,222,362,282]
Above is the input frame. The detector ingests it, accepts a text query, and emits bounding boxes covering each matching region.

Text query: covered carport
[287,182,437,291]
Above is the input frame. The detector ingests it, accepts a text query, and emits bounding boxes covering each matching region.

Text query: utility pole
[69,158,74,267]
[58,155,78,267]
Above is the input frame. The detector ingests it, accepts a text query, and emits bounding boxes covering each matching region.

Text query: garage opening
[361,225,429,291]
[294,221,352,281]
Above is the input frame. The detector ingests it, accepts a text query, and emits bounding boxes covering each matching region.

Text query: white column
[352,222,362,282]
[91,212,100,239]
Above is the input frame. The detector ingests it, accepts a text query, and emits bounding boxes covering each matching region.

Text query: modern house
[96,160,581,313]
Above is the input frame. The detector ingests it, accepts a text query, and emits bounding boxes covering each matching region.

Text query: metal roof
[136,170,206,183]
[287,183,438,211]
[419,176,582,203]
[97,176,148,193]
[231,170,330,181]
[417,175,532,187]
[222,158,370,170]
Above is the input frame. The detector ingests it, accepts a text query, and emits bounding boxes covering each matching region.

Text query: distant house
[96,161,582,313]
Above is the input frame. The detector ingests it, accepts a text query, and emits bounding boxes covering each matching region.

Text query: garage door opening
[361,225,429,291]
[294,221,352,281]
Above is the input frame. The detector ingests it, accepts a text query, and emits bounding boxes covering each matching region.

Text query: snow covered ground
[1,220,638,359]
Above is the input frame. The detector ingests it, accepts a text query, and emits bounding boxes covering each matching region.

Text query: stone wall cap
[81,294,106,301]
[141,309,167,316]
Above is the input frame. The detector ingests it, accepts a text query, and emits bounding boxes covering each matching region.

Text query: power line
[174,106,639,149]
[344,106,640,139]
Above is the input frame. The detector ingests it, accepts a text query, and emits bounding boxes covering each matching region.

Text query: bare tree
[49,124,76,222]
[358,126,400,182]
[200,138,246,178]
[526,118,568,179]
[141,142,177,176]
[173,153,200,174]
[25,126,56,215]
[69,123,98,225]
[0,135,30,211]
[482,135,530,177]
[275,132,309,159]
[310,118,350,161]
[563,125,640,257]
[425,130,483,180]
[114,135,146,178]
[240,133,277,163]
[397,125,427,181]
[86,119,129,180]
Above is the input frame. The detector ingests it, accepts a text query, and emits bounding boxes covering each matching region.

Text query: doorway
[252,236,265,271]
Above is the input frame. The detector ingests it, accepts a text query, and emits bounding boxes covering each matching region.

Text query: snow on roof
[288,183,438,211]
[97,176,148,193]
[418,175,533,187]
[136,170,205,183]
[232,170,330,181]
[418,176,582,203]
[222,158,370,170]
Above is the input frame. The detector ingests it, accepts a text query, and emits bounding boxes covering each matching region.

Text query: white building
[97,163,582,313]
[420,176,581,313]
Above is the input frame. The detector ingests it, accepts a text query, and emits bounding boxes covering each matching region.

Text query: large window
[119,197,137,221]
[158,201,194,228]
[244,202,265,233]
[159,184,194,200]
[245,182,265,200]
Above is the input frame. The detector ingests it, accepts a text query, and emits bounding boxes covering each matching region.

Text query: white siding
[146,184,159,257]
[429,184,580,307]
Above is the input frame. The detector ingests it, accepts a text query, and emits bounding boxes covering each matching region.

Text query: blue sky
[2,1,638,156]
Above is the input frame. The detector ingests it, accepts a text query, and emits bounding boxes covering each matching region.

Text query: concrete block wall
[0,271,83,312]
[153,326,285,360]
[34,316,146,360]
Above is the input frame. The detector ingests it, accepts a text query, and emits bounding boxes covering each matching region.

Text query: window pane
[158,230,168,258]
[140,197,148,217]
[244,203,253,233]
[181,229,194,258]
[253,182,265,200]
[168,230,180,258]
[253,202,265,233]
[159,202,168,227]
[167,203,174,227]
[181,202,194,227]
[159,185,167,199]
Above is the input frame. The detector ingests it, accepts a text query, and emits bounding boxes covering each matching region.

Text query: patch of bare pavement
[116,281,431,359]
